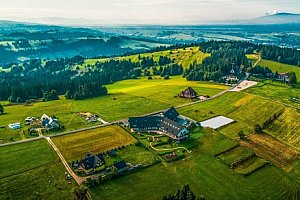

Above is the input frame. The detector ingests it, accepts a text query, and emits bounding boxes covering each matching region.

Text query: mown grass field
[178,92,285,138]
[234,156,268,175]
[258,59,300,81]
[90,131,300,200]
[0,140,76,199]
[266,107,300,150]
[82,47,210,69]
[52,125,137,162]
[245,81,300,149]
[0,76,227,143]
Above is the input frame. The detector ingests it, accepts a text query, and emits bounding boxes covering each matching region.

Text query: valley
[0,41,299,200]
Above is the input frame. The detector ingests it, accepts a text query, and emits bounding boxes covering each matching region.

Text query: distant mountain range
[220,13,300,25]
[243,12,300,24]
[1,12,300,27]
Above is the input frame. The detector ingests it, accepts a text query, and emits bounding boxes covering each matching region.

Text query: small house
[113,160,127,173]
[178,87,199,99]
[41,114,60,130]
[81,153,106,171]
[277,73,289,82]
[25,117,36,125]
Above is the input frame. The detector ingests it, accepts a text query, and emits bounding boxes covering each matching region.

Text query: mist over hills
[1,12,300,26]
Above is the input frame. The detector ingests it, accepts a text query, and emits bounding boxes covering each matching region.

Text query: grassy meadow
[0,140,76,199]
[265,107,300,150]
[0,76,227,144]
[90,131,300,200]
[82,47,210,69]
[245,81,300,109]
[244,81,300,149]
[52,125,137,162]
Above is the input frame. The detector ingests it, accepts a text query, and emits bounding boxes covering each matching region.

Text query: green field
[82,47,210,69]
[246,81,300,109]
[244,81,300,149]
[266,107,300,150]
[0,76,227,144]
[258,59,300,81]
[234,156,269,175]
[0,140,76,199]
[108,145,158,167]
[52,125,137,162]
[246,54,260,63]
[216,146,254,166]
[89,131,300,200]
[178,92,285,138]
[106,76,227,106]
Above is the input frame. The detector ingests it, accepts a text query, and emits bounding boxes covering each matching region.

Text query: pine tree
[0,103,4,114]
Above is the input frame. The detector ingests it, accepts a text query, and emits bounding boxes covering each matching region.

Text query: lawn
[52,125,137,163]
[110,145,158,167]
[178,92,285,138]
[258,59,300,82]
[0,140,76,200]
[89,132,300,200]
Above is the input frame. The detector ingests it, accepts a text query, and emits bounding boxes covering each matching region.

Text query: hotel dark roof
[163,107,179,120]
[128,107,187,138]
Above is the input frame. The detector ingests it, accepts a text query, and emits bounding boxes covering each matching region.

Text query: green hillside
[81,47,210,69]
[258,59,300,81]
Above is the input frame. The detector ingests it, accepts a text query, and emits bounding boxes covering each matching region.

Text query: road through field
[0,77,247,148]
[46,137,92,199]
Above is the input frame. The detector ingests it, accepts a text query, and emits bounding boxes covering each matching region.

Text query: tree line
[261,46,300,66]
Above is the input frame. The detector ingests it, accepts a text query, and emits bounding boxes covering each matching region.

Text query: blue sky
[0,0,299,24]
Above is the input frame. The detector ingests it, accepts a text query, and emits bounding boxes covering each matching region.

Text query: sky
[0,0,299,25]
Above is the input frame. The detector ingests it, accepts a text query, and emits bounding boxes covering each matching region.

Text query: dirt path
[46,137,86,183]
[46,137,92,199]
[149,136,191,153]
